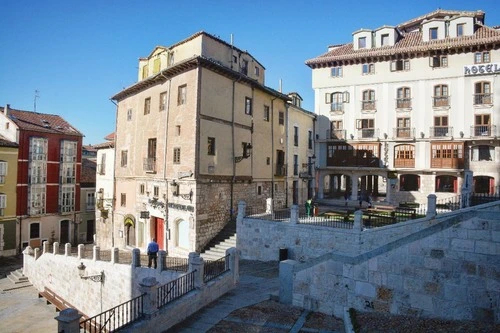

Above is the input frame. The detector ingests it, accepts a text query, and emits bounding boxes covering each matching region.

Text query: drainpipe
[270,96,277,211]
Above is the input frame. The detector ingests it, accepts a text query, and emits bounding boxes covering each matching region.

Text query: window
[153,58,160,74]
[208,137,216,155]
[433,85,449,107]
[86,192,95,211]
[142,65,148,79]
[245,97,252,115]
[98,153,106,175]
[233,55,237,63]
[159,92,167,111]
[121,150,128,167]
[431,143,464,169]
[30,137,48,161]
[153,186,159,197]
[127,109,132,121]
[474,51,490,64]
[60,140,77,163]
[59,185,75,212]
[0,161,7,184]
[435,175,457,193]
[396,118,411,138]
[326,92,349,112]
[294,126,299,146]
[254,66,260,76]
[0,194,6,216]
[176,125,181,136]
[60,163,75,184]
[362,63,375,75]
[241,59,248,75]
[30,223,40,239]
[356,119,375,138]
[140,184,145,195]
[278,111,284,125]
[308,131,313,149]
[433,116,449,137]
[178,85,187,105]
[144,139,156,172]
[381,34,389,46]
[293,155,298,176]
[396,87,411,108]
[263,105,270,121]
[430,55,447,68]
[474,114,491,136]
[457,24,465,37]
[331,67,343,77]
[358,37,366,49]
[400,174,420,191]
[474,81,491,104]
[471,145,494,161]
[121,193,126,207]
[394,145,415,168]
[148,138,157,160]
[429,27,438,40]
[257,185,262,195]
[173,147,181,164]
[266,157,270,165]
[361,90,375,110]
[330,120,344,139]
[391,59,410,72]
[168,52,174,66]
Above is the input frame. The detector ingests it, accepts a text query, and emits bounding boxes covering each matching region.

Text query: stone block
[467,229,491,241]
[462,261,477,275]
[376,286,393,301]
[423,282,441,295]
[403,277,422,293]
[493,231,500,242]
[444,283,467,302]
[475,240,497,255]
[424,257,442,270]
[409,293,433,311]
[387,273,403,289]
[430,249,445,259]
[472,307,494,324]
[355,281,376,298]
[368,258,377,271]
[451,238,475,252]
[353,264,368,281]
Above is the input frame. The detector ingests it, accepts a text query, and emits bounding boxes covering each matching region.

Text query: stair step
[7,270,29,284]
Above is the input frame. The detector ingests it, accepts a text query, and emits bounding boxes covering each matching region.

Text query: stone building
[110,32,314,256]
[306,9,500,203]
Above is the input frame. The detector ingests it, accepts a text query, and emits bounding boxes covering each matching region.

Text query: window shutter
[325,93,332,104]
[356,119,361,129]
[343,91,350,103]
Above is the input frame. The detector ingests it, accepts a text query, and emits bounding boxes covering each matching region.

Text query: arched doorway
[435,175,457,193]
[124,215,136,247]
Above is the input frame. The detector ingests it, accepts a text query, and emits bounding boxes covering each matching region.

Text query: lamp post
[234,143,252,163]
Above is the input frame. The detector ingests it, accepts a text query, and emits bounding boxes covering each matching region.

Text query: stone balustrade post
[290,205,299,224]
[226,247,240,285]
[279,260,298,304]
[132,248,141,267]
[266,198,273,214]
[111,247,119,263]
[65,243,71,256]
[53,242,59,255]
[93,246,100,261]
[34,247,41,260]
[139,277,159,318]
[237,201,246,220]
[188,252,204,289]
[353,210,363,231]
[158,250,167,271]
[55,308,82,333]
[42,241,49,254]
[77,244,85,259]
[426,194,437,218]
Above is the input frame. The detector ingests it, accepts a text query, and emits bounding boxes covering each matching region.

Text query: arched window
[394,144,415,168]
[325,91,349,112]
[396,87,411,108]
[362,90,375,110]
[433,84,449,107]
[474,81,491,104]
[435,175,457,193]
[473,176,495,194]
[400,174,420,191]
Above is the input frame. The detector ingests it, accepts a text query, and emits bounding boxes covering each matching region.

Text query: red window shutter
[489,178,495,195]
[453,178,458,193]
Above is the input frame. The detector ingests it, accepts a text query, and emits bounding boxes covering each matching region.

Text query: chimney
[4,104,9,115]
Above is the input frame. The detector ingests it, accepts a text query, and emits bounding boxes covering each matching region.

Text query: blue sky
[1,0,499,145]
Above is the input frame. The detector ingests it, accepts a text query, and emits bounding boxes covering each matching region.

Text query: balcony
[470,125,497,138]
[430,126,453,138]
[299,171,313,179]
[361,101,376,111]
[326,129,346,140]
[357,128,379,139]
[275,164,287,177]
[393,127,415,139]
[394,158,415,168]
[330,103,344,113]
[143,158,157,173]
[433,96,449,107]
[473,93,492,105]
[396,98,412,109]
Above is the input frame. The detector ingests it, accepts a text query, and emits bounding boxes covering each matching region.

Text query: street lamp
[234,143,253,163]
[77,262,104,283]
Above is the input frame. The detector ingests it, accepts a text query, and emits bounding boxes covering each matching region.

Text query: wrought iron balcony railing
[393,127,415,139]
[143,158,157,173]
[430,126,453,138]
[326,129,346,140]
[470,125,496,138]
[357,128,379,139]
[432,96,449,107]
[396,98,412,109]
[361,101,376,111]
[473,93,492,105]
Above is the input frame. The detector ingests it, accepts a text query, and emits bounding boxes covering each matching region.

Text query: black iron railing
[203,255,230,283]
[157,270,196,309]
[80,293,145,332]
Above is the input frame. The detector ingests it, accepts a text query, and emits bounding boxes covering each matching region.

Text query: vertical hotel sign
[464,63,500,76]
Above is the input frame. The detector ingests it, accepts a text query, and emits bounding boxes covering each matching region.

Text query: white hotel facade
[307,9,500,204]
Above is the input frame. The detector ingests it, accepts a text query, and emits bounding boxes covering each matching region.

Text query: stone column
[279,260,298,304]
[158,250,167,271]
[65,243,71,256]
[132,248,141,267]
[317,172,324,199]
[93,246,100,261]
[353,210,363,231]
[55,308,82,333]
[265,198,272,214]
[77,244,85,259]
[188,252,204,289]
[290,205,299,224]
[238,201,247,219]
[351,176,359,201]
[226,247,240,285]
[426,194,437,218]
[53,242,59,255]
[139,277,159,317]
[111,247,119,263]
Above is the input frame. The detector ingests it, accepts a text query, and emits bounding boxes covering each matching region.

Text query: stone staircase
[3,269,32,291]
[200,221,237,261]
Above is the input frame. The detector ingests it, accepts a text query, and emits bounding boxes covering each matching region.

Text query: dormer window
[474,52,490,64]
[456,24,465,37]
[381,34,389,46]
[429,28,438,40]
[358,37,366,49]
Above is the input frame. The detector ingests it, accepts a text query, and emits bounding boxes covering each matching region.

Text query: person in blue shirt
[147,238,159,269]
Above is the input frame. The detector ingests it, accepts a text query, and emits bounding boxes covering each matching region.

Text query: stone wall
[284,203,500,324]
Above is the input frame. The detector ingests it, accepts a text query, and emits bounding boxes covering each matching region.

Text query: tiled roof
[0,134,18,148]
[93,141,114,149]
[81,158,96,185]
[1,107,83,137]
[104,132,115,141]
[83,145,97,153]
[306,25,500,67]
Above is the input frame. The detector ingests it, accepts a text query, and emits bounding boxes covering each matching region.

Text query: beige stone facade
[110,32,314,256]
